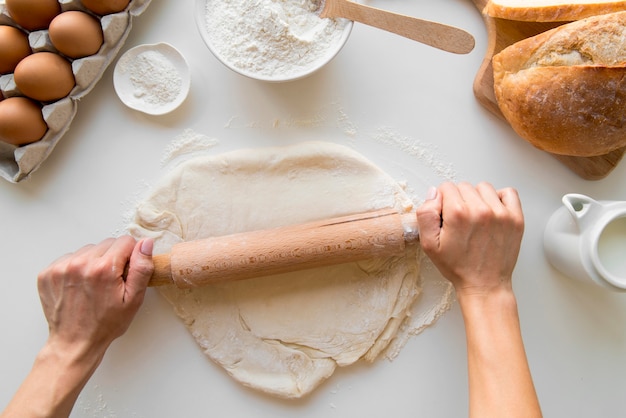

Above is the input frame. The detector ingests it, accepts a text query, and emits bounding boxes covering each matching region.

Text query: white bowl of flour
[195,0,353,82]
[113,43,191,115]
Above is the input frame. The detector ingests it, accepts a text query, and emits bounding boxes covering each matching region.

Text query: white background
[2,0,626,417]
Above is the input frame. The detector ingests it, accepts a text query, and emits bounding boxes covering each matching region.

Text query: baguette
[484,0,626,21]
[492,11,626,157]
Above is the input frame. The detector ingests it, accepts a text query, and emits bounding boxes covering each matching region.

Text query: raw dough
[128,141,433,398]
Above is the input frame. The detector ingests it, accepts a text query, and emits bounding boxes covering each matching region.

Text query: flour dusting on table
[160,129,219,166]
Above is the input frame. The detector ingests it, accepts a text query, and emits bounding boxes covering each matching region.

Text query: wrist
[36,338,105,406]
[41,338,102,366]
[40,336,107,381]
[2,340,106,418]
[455,281,518,318]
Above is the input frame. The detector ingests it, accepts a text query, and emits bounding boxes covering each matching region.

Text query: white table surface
[2,0,626,417]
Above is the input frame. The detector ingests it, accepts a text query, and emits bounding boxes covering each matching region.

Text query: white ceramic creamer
[544,194,626,291]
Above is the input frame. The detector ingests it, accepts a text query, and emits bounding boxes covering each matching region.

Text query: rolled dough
[128,141,449,398]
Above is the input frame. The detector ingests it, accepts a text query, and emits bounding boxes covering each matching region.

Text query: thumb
[125,238,154,305]
[416,187,443,252]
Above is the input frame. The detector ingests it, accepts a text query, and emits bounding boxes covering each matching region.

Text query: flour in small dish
[118,50,182,105]
[204,0,349,78]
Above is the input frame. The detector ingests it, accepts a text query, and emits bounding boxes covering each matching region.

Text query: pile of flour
[203,0,349,78]
[117,49,182,106]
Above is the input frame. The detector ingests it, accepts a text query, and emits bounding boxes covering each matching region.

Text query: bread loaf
[492,11,626,157]
[485,0,626,21]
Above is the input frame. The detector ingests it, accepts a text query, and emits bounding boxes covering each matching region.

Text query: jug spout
[562,194,604,230]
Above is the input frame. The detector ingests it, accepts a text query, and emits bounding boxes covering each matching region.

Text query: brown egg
[6,0,61,31]
[80,0,130,15]
[0,25,31,74]
[49,11,103,59]
[0,97,48,146]
[14,52,75,102]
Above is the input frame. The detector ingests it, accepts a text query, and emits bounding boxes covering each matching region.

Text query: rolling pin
[148,208,419,288]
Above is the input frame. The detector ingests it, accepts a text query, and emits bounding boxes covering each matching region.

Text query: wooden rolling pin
[148,208,419,288]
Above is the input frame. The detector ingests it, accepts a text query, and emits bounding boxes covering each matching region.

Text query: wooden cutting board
[471,0,626,180]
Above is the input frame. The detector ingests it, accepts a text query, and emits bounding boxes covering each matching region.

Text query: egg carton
[0,0,152,183]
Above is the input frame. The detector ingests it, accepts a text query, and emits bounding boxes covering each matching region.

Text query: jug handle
[562,194,602,229]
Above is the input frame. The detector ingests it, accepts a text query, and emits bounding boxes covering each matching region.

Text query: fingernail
[426,186,438,201]
[140,239,154,256]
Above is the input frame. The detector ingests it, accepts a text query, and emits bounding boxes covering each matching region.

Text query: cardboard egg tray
[0,0,152,183]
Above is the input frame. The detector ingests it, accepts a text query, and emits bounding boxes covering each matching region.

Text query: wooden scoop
[147,209,419,288]
[320,0,475,54]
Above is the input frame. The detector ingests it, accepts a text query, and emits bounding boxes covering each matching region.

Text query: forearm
[458,286,541,418]
[2,237,152,418]
[1,340,104,418]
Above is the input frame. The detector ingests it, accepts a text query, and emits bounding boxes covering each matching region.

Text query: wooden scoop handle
[321,0,475,54]
[148,209,419,288]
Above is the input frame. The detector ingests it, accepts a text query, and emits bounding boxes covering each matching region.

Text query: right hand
[415,182,524,297]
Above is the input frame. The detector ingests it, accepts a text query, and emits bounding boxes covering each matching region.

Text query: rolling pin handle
[400,212,420,242]
[148,253,173,286]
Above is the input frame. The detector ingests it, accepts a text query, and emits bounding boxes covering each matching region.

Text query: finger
[475,182,505,210]
[498,187,525,233]
[497,187,523,215]
[439,181,466,210]
[38,244,99,286]
[416,186,443,252]
[438,181,461,198]
[456,182,485,208]
[85,238,117,258]
[45,251,76,268]
[439,182,471,227]
[49,243,97,266]
[102,236,137,278]
[124,239,154,306]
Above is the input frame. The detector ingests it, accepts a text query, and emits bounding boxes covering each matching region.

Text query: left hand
[37,236,154,357]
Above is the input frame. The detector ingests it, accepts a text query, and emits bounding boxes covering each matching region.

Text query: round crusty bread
[493,11,626,157]
[484,0,626,22]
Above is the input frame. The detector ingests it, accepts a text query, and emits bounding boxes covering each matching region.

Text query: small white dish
[113,43,190,115]
[194,0,353,82]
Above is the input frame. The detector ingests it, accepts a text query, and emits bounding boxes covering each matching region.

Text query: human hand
[416,183,539,418]
[37,236,154,359]
[0,237,154,418]
[415,182,524,297]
